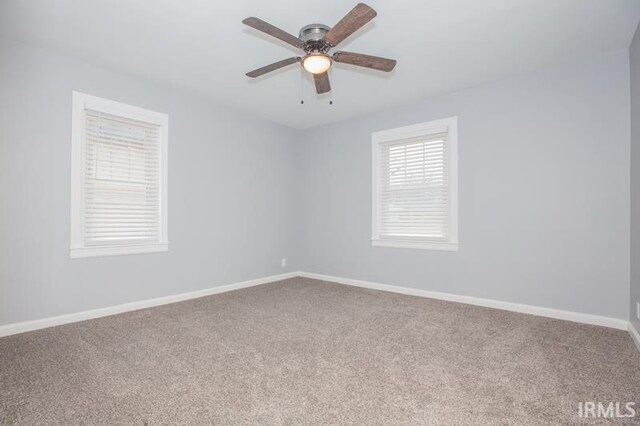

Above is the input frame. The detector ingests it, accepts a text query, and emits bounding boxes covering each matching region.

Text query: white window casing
[70,92,168,258]
[372,117,458,251]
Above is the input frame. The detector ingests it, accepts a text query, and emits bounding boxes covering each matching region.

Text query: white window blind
[84,110,161,246]
[372,118,458,251]
[71,92,168,258]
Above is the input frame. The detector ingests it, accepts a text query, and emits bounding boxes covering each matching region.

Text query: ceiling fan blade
[333,51,396,72]
[242,17,302,49]
[314,72,331,94]
[323,3,377,47]
[246,57,301,78]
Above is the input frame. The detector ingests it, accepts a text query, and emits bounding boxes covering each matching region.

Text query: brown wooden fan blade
[242,17,302,48]
[246,57,301,78]
[323,3,377,47]
[313,72,331,94]
[333,51,396,72]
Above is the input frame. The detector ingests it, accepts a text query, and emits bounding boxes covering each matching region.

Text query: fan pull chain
[300,69,305,105]
[329,69,334,105]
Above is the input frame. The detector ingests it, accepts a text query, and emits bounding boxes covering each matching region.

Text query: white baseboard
[1,270,635,343]
[297,271,630,331]
[0,272,298,338]
[629,323,640,353]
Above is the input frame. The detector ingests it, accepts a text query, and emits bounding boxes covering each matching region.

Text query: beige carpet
[0,277,638,425]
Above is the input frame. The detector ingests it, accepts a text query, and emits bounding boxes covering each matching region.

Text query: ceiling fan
[242,3,396,94]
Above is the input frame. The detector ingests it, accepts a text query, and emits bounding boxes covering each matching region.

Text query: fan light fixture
[302,54,331,74]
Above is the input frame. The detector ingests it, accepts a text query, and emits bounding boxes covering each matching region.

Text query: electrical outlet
[281,258,287,267]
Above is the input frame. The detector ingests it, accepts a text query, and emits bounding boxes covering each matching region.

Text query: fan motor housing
[299,24,331,54]
[299,24,330,42]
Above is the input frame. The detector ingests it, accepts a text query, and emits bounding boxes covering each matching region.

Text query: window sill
[371,239,458,251]
[70,243,169,259]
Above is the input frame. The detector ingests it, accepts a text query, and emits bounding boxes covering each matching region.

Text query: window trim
[371,117,458,251]
[70,91,169,258]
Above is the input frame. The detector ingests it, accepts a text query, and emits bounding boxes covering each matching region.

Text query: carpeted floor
[0,277,639,425]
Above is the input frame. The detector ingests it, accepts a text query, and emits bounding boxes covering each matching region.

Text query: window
[70,92,168,258]
[372,117,458,251]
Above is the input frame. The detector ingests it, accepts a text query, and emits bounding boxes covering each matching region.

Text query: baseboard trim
[1,270,633,339]
[0,272,298,338]
[629,323,640,353]
[297,271,629,331]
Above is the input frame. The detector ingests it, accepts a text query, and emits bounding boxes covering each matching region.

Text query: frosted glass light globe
[302,54,332,74]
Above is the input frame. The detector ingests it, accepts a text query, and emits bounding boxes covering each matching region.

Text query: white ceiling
[1,0,639,129]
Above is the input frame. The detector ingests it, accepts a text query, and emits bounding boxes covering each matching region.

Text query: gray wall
[296,50,631,321]
[631,26,640,330]
[0,38,633,327]
[0,39,298,325]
